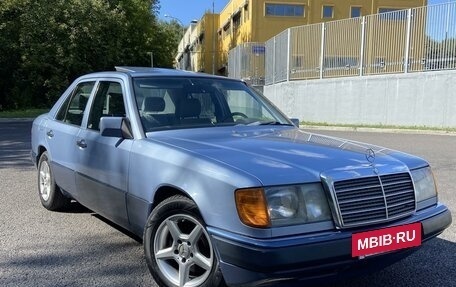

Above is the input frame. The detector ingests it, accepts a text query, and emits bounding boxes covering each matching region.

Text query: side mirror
[290,118,300,127]
[100,117,133,139]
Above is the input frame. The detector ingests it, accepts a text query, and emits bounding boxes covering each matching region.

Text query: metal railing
[227,42,266,86]
[265,30,289,84]
[262,2,456,85]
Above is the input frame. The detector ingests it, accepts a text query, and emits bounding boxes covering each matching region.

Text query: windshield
[133,77,291,133]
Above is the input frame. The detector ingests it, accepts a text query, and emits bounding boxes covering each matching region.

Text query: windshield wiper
[247,121,292,126]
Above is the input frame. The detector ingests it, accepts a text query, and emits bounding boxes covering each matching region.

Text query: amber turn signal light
[235,188,270,228]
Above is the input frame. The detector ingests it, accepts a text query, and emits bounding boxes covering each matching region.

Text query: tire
[37,151,71,211]
[144,195,225,287]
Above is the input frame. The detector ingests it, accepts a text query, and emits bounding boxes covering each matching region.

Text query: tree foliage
[0,0,181,109]
[153,19,185,68]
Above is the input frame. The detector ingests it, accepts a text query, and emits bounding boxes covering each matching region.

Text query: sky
[429,0,456,5]
[157,0,455,26]
[158,0,229,26]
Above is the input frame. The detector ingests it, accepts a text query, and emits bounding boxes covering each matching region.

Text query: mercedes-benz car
[31,67,451,287]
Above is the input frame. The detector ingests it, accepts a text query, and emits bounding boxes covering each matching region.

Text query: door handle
[76,139,87,149]
[46,130,54,138]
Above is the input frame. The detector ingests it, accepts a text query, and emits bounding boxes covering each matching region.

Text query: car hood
[146,126,428,186]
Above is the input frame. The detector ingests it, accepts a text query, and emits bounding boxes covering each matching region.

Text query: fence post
[273,37,276,84]
[232,48,235,78]
[239,45,243,79]
[359,17,366,76]
[287,28,291,82]
[404,9,412,74]
[319,23,326,79]
[236,46,239,79]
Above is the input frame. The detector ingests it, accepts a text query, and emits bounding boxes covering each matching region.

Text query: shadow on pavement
[0,234,155,287]
[329,237,456,287]
[92,214,142,243]
[0,233,453,286]
[0,121,34,170]
[60,201,93,214]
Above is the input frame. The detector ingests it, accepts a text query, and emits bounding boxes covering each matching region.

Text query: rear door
[74,80,132,227]
[46,81,95,195]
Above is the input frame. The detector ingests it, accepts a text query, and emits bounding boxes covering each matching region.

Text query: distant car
[31,67,451,287]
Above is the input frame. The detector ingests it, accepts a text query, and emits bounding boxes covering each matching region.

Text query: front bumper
[209,204,451,287]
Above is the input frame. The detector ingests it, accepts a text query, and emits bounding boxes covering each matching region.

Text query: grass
[0,108,49,118]
[300,121,456,133]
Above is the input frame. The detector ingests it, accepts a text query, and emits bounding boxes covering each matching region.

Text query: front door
[75,80,131,227]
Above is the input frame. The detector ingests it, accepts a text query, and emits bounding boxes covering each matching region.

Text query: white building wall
[263,70,456,128]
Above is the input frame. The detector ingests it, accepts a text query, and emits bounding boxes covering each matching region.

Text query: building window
[351,6,362,18]
[379,8,400,13]
[233,12,241,34]
[373,57,386,69]
[322,5,334,18]
[265,3,304,17]
[378,8,407,20]
[291,55,304,69]
[223,22,231,38]
[323,56,358,69]
[244,4,249,22]
[198,33,205,45]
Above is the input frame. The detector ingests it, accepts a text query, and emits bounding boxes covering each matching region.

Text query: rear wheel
[143,195,225,287]
[37,151,71,211]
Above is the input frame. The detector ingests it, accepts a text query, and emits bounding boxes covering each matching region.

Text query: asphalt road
[0,121,454,287]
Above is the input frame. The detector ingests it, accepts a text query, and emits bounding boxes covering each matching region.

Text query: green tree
[0,0,25,109]
[0,0,183,110]
[153,19,184,67]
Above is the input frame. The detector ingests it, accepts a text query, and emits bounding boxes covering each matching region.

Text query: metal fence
[227,42,266,86]
[262,2,456,85]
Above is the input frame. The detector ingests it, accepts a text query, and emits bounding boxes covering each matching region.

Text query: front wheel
[143,195,225,287]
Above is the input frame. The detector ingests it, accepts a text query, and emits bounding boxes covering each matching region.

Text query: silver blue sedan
[31,67,451,287]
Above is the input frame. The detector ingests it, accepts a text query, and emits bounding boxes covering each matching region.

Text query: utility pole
[212,0,216,75]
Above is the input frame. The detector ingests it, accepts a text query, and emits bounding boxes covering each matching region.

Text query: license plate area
[352,223,422,258]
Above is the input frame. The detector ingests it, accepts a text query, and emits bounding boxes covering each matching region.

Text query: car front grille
[333,173,416,227]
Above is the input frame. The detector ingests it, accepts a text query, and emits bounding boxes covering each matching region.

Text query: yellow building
[176,0,426,75]
[175,14,219,74]
[197,13,220,74]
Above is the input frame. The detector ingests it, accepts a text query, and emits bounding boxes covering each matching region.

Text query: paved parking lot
[0,121,454,287]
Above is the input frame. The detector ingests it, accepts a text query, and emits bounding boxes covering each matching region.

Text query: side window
[56,81,95,126]
[87,81,125,131]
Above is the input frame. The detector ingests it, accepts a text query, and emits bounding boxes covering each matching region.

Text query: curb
[301,125,456,136]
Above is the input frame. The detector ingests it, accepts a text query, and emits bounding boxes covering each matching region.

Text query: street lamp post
[164,14,186,69]
[164,14,186,40]
[147,51,153,67]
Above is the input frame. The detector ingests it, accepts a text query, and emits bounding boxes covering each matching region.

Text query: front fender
[126,139,271,238]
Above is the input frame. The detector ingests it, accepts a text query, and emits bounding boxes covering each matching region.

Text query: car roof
[81,66,235,81]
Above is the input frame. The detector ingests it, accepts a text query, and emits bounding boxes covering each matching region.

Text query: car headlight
[235,183,332,228]
[411,167,438,203]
